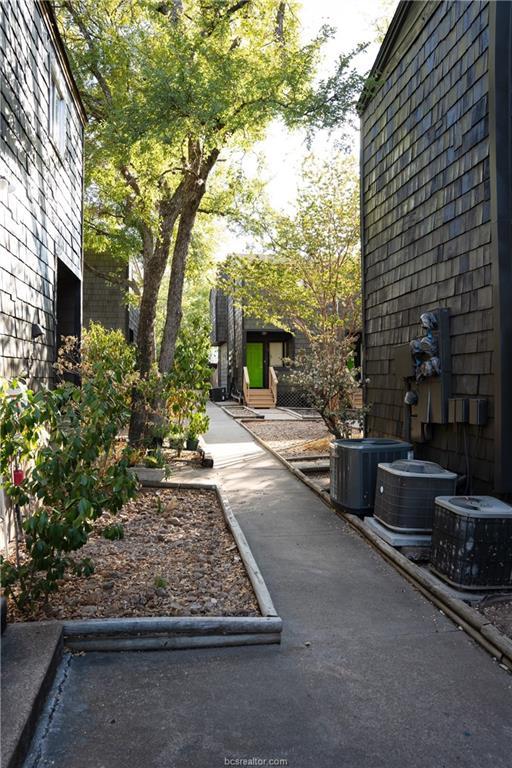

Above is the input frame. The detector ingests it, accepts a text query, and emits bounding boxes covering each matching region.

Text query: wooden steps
[245,388,275,409]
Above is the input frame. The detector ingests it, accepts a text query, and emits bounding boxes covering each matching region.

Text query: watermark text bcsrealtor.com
[224,758,288,767]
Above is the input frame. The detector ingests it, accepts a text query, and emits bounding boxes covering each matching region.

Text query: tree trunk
[158,199,198,373]
[158,148,219,373]
[128,187,183,445]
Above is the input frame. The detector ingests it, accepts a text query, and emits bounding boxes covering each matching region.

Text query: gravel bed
[245,419,333,457]
[478,598,512,640]
[222,405,261,419]
[7,488,260,622]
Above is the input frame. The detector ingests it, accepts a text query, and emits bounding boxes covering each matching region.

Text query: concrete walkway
[27,404,512,768]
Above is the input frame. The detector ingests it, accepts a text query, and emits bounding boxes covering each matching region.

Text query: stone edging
[64,479,282,652]
[238,419,512,673]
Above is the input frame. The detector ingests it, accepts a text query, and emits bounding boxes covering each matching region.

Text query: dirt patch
[7,488,260,622]
[245,419,333,457]
[161,449,204,471]
[478,598,512,640]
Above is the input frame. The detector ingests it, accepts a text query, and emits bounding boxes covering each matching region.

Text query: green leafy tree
[58,0,364,443]
[221,154,361,339]
[166,313,212,445]
[221,154,363,437]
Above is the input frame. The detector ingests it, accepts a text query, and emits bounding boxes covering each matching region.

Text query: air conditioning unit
[374,460,457,533]
[330,438,412,515]
[209,387,226,402]
[431,496,512,590]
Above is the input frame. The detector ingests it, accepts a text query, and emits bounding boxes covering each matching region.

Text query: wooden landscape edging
[279,407,322,421]
[238,419,512,673]
[221,405,264,419]
[64,479,282,652]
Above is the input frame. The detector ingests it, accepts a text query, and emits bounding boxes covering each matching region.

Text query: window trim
[49,62,67,159]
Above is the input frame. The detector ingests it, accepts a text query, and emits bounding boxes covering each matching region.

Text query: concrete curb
[216,483,279,618]
[1,623,63,768]
[239,420,512,672]
[65,479,282,652]
[221,405,264,419]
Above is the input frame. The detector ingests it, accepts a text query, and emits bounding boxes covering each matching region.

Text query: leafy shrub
[143,447,166,468]
[56,322,138,401]
[166,316,211,446]
[187,412,209,440]
[0,326,138,612]
[287,336,367,439]
[128,316,211,455]
[130,365,170,448]
[102,523,125,541]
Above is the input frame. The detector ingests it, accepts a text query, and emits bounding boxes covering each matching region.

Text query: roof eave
[38,1,88,125]
[357,0,413,115]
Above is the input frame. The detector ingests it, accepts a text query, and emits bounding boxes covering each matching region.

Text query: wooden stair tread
[245,387,275,408]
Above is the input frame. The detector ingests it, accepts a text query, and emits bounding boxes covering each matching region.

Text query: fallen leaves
[246,420,332,457]
[7,488,260,622]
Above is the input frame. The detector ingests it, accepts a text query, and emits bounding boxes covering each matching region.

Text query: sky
[217,0,397,257]
[259,0,394,206]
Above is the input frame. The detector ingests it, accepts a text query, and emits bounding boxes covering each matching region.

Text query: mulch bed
[478,598,512,640]
[245,419,333,457]
[6,488,260,622]
[160,449,204,470]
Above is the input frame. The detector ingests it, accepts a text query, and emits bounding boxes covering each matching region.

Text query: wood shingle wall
[361,1,496,489]
[0,0,84,386]
[83,254,137,340]
[210,287,228,345]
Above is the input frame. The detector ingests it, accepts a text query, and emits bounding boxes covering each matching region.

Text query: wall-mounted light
[31,323,44,340]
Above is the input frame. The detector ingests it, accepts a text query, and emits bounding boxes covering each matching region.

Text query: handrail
[269,366,278,407]
[243,366,250,405]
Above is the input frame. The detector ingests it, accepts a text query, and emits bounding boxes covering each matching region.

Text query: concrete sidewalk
[26,404,512,768]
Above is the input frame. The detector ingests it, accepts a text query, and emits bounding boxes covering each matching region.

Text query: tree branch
[120,165,142,197]
[63,1,113,106]
[275,2,285,43]
[84,257,140,296]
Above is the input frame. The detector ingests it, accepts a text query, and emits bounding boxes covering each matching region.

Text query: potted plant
[168,423,185,455]
[186,412,209,451]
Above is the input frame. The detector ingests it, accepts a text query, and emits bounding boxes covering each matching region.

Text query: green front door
[246,342,264,388]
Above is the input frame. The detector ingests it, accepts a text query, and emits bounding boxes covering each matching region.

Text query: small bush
[102,523,125,541]
[0,325,138,612]
[186,412,209,440]
[143,447,166,468]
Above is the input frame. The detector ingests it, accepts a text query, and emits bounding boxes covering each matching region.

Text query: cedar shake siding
[83,253,139,342]
[210,286,310,406]
[0,0,86,387]
[360,1,512,493]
